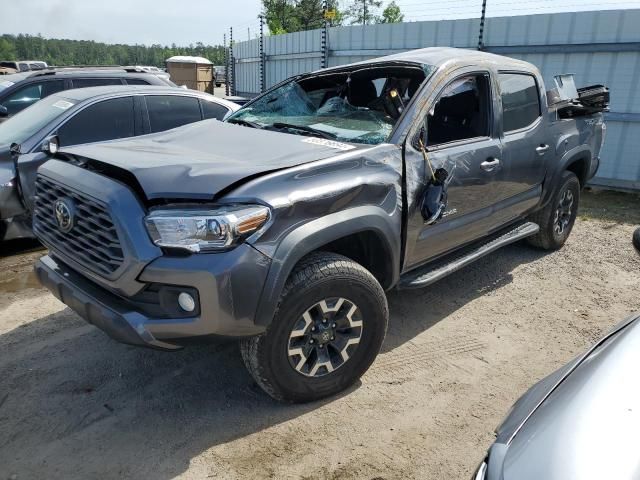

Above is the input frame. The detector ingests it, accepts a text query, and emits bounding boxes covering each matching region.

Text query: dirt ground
[1,189,639,480]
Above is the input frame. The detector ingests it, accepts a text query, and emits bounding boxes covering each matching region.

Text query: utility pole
[259,15,266,92]
[248,27,250,41]
[478,0,487,50]
[321,0,328,68]
[230,26,235,96]
[363,0,367,25]
[224,33,229,96]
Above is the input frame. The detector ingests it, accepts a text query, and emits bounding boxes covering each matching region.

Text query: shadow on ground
[0,242,545,479]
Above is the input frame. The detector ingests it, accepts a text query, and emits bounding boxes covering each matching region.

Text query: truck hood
[59,120,365,200]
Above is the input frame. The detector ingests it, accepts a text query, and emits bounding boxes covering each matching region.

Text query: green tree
[262,0,299,34]
[262,0,343,33]
[381,1,404,23]
[0,38,17,60]
[345,0,383,25]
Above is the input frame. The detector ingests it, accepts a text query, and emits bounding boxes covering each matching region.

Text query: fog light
[177,292,196,312]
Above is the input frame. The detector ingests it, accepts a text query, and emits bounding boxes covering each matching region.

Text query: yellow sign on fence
[324,9,337,20]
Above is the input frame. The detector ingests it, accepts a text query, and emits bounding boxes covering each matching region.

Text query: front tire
[527,170,580,250]
[240,252,388,403]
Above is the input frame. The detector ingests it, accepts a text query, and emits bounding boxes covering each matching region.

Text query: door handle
[536,144,550,155]
[480,157,501,172]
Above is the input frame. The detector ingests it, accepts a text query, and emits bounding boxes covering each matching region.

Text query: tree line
[262,0,404,34]
[0,34,225,67]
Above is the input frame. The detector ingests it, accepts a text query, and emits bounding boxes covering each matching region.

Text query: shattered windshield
[227,64,433,145]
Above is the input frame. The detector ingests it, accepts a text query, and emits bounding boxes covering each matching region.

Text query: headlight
[145,204,270,252]
[472,460,488,480]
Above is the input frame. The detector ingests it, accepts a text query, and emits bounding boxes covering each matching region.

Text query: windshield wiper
[270,122,337,140]
[227,118,264,129]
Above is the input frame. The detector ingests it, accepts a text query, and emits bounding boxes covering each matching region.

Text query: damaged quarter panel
[224,141,404,327]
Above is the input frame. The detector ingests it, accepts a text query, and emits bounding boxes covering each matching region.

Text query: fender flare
[541,144,592,207]
[253,205,400,326]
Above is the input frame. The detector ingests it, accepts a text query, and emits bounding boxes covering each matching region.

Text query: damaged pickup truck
[31,48,607,402]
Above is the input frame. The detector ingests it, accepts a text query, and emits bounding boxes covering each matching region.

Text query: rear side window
[72,78,123,88]
[2,80,65,115]
[125,78,151,85]
[201,100,229,120]
[499,73,540,132]
[146,95,202,133]
[57,97,135,146]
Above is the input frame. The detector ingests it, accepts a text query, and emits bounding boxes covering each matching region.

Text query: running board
[399,222,540,289]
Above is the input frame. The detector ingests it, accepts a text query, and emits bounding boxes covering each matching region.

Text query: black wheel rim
[553,188,574,236]
[287,297,363,378]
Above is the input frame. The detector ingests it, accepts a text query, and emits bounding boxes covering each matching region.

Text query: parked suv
[0,60,48,72]
[31,48,607,402]
[0,86,238,241]
[214,66,226,87]
[0,69,176,118]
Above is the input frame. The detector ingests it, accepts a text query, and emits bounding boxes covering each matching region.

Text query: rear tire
[633,227,640,253]
[240,252,388,403]
[527,170,580,250]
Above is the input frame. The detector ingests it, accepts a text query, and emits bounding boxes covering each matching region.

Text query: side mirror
[421,168,449,225]
[41,135,60,155]
[0,105,8,117]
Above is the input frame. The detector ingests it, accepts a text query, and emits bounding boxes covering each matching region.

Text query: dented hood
[59,120,361,200]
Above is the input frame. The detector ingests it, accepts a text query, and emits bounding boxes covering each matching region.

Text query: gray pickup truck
[30,48,606,402]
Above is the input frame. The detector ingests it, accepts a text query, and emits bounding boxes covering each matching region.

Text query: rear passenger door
[143,95,203,133]
[497,72,547,216]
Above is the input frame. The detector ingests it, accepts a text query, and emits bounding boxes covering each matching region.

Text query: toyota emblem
[53,198,75,233]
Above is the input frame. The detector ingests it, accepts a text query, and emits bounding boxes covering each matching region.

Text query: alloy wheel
[553,188,574,236]
[287,297,363,378]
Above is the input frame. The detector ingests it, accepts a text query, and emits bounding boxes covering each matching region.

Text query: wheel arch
[541,145,592,207]
[253,206,400,327]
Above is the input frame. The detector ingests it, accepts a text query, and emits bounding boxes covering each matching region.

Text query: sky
[1,0,639,47]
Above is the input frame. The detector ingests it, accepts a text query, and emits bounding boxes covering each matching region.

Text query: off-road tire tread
[527,170,580,250]
[240,252,388,402]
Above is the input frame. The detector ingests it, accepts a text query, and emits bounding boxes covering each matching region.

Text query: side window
[57,97,135,146]
[125,78,151,85]
[72,78,123,88]
[2,80,65,115]
[499,73,540,132]
[201,100,229,120]
[146,95,202,133]
[427,74,490,146]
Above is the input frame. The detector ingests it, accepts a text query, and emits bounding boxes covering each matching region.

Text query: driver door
[403,70,505,270]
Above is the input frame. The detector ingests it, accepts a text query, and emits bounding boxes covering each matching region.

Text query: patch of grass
[579,188,640,225]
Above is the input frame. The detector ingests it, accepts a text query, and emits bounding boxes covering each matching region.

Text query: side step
[399,222,539,289]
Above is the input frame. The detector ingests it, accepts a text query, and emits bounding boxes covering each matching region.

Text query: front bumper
[35,244,272,350]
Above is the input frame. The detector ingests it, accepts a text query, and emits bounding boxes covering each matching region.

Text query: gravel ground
[1,189,639,480]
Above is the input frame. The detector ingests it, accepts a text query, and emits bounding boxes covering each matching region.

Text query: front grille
[33,175,124,276]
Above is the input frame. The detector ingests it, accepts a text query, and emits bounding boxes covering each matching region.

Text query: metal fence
[230,9,640,190]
